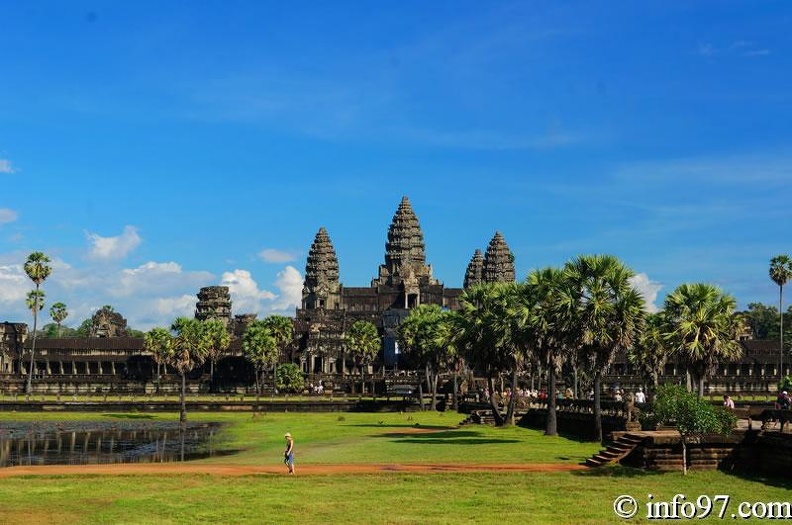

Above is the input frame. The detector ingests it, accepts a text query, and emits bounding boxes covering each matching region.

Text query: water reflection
[0,421,228,467]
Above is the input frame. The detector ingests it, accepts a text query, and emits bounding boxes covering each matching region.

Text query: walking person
[284,432,295,475]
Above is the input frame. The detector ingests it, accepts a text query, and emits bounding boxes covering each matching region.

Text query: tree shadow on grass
[573,465,667,478]
[349,424,453,430]
[722,468,792,490]
[375,429,520,445]
[101,413,156,419]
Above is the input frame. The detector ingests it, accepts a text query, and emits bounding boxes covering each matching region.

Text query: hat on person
[284,432,292,438]
[783,391,788,395]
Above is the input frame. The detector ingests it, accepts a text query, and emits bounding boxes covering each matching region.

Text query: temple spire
[464,249,484,289]
[483,231,515,283]
[302,227,341,310]
[375,196,437,287]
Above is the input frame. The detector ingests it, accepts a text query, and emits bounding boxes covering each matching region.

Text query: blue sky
[1,1,791,331]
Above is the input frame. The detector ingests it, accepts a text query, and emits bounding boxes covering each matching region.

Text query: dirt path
[0,462,587,478]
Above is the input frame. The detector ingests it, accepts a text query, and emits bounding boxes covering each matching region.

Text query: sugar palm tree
[23,252,52,393]
[170,317,211,427]
[347,320,380,399]
[261,315,294,365]
[143,327,174,394]
[526,266,576,436]
[769,255,792,378]
[457,282,529,426]
[565,254,645,442]
[242,320,278,395]
[627,312,669,395]
[49,302,69,337]
[662,283,743,398]
[202,319,231,390]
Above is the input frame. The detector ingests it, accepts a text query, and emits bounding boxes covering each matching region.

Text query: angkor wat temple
[0,196,516,393]
[0,196,785,394]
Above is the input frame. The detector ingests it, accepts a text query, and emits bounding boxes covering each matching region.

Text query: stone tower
[90,306,129,337]
[374,196,438,288]
[302,227,342,310]
[195,286,233,327]
[482,231,516,283]
[463,249,484,289]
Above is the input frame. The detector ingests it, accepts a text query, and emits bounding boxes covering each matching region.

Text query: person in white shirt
[634,388,646,404]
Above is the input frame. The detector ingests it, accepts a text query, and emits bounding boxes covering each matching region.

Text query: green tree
[75,318,92,337]
[565,254,646,442]
[261,315,294,365]
[653,384,736,475]
[627,312,670,395]
[242,320,278,395]
[202,319,231,389]
[347,320,380,399]
[23,252,52,393]
[663,283,743,398]
[143,327,174,394]
[276,363,304,394]
[398,305,455,411]
[49,302,68,337]
[170,317,211,426]
[526,266,576,436]
[743,302,780,340]
[770,255,792,378]
[457,282,529,426]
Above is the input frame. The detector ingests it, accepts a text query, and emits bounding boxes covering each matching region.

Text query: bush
[275,363,304,394]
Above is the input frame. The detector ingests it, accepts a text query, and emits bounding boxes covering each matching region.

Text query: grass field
[0,411,789,524]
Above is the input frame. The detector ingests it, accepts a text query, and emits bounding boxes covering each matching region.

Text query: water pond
[0,418,234,467]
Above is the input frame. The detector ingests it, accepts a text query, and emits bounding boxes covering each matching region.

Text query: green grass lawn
[0,411,789,524]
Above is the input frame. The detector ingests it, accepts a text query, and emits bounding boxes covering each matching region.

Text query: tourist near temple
[0,196,786,395]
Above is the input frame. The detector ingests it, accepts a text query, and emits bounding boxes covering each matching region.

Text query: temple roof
[376,196,436,286]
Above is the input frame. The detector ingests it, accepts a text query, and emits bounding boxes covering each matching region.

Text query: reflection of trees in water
[0,422,221,467]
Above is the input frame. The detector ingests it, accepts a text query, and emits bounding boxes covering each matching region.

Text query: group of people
[307,382,325,395]
[776,390,791,410]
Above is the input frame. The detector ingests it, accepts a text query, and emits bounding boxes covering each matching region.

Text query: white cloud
[0,208,18,224]
[111,261,212,298]
[270,266,304,313]
[86,225,142,260]
[0,159,15,174]
[259,248,299,263]
[221,269,276,315]
[629,273,662,313]
[0,263,29,305]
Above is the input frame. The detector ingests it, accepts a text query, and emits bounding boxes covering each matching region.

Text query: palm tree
[143,327,174,394]
[261,315,295,366]
[23,252,52,393]
[49,302,69,337]
[170,317,211,427]
[770,255,792,379]
[565,254,645,442]
[242,320,278,395]
[627,312,669,395]
[526,267,576,436]
[397,304,455,411]
[662,283,743,398]
[457,282,528,426]
[347,320,380,399]
[202,319,231,390]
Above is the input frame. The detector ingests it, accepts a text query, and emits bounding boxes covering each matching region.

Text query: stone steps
[585,432,646,468]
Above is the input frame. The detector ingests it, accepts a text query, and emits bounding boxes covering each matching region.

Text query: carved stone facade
[295,196,463,376]
[90,307,128,338]
[0,322,26,374]
[463,232,516,288]
[195,286,233,327]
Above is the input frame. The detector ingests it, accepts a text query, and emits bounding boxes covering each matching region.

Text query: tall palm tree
[662,283,743,398]
[526,266,576,436]
[202,319,231,390]
[49,302,69,337]
[347,320,380,399]
[143,327,174,394]
[565,254,645,442]
[242,320,278,395]
[23,252,52,393]
[770,255,792,379]
[457,282,528,426]
[171,317,211,427]
[261,315,295,366]
[398,304,453,411]
[627,312,669,395]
